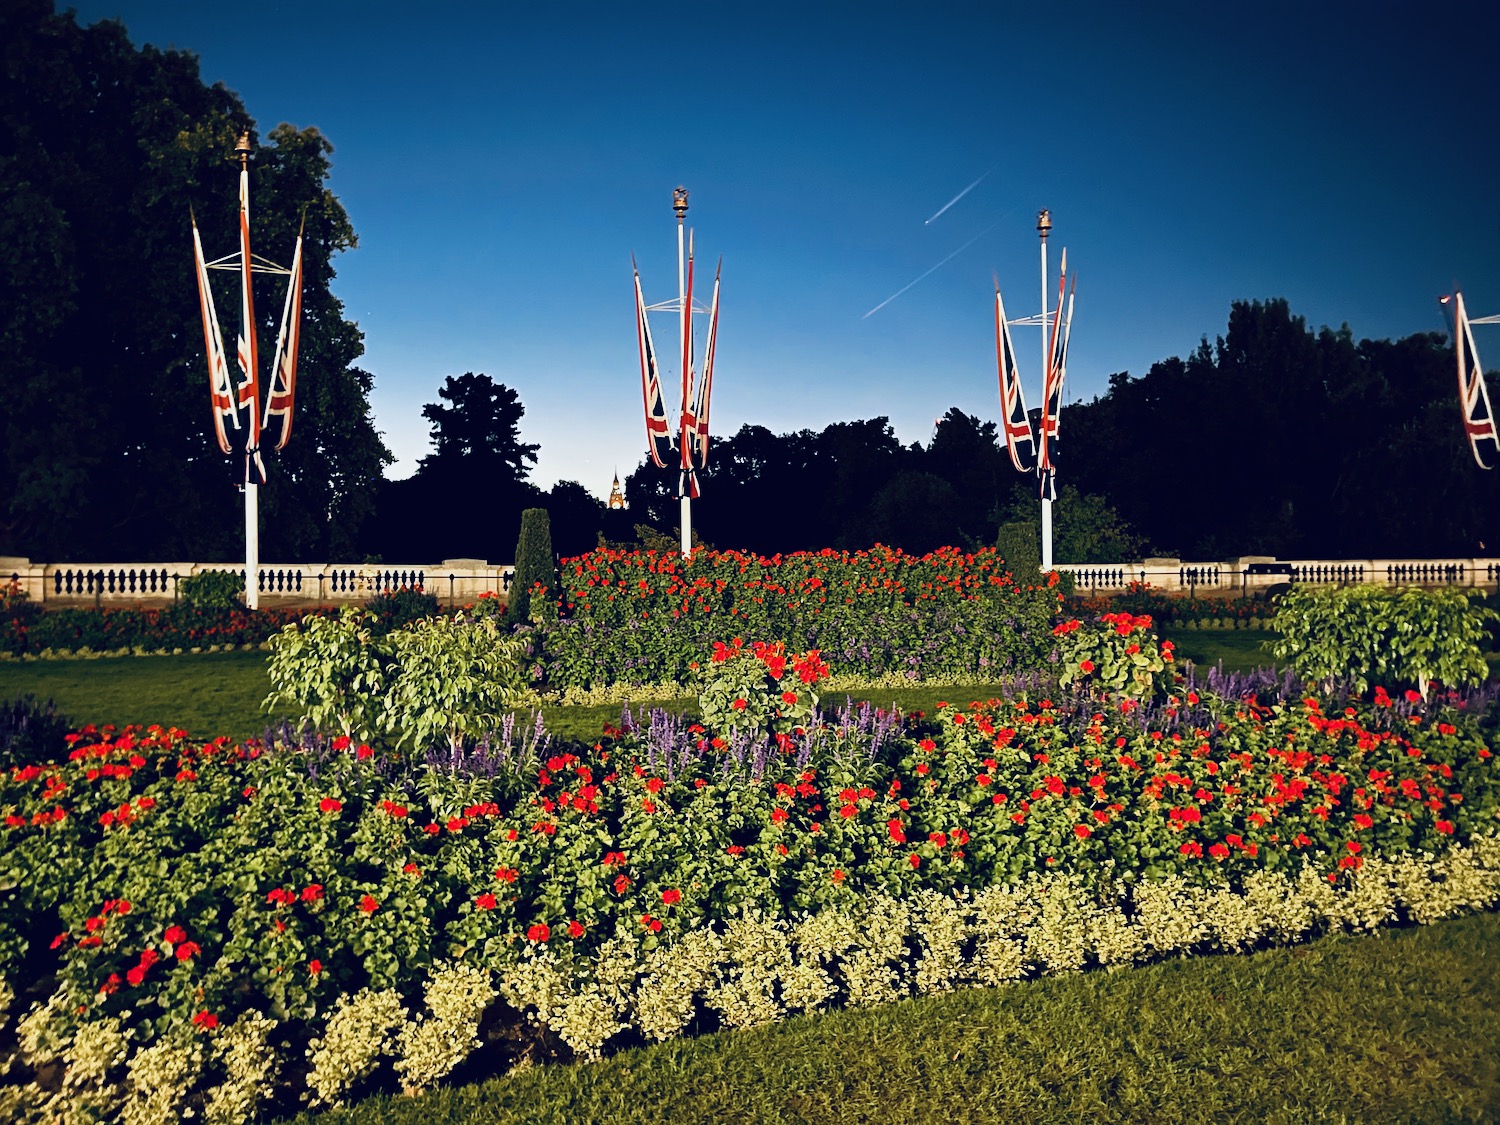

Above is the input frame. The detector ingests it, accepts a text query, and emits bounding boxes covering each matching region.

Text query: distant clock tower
[607,472,626,510]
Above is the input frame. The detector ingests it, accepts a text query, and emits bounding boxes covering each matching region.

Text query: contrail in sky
[925,172,989,224]
[862,212,1013,319]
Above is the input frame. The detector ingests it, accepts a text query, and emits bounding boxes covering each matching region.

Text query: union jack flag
[1453,292,1498,469]
[678,233,697,473]
[633,259,673,468]
[1037,250,1071,484]
[262,218,303,452]
[192,213,237,454]
[690,260,721,467]
[994,284,1037,473]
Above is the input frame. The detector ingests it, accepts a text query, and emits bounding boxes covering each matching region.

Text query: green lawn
[0,628,1487,744]
[1168,627,1277,674]
[283,910,1500,1125]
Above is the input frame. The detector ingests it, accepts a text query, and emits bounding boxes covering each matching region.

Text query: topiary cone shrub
[506,508,557,626]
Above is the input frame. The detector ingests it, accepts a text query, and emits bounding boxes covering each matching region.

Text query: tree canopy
[0,0,390,561]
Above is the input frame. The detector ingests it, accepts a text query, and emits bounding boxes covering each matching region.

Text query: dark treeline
[616,298,1497,561]
[0,0,389,562]
[1062,299,1498,559]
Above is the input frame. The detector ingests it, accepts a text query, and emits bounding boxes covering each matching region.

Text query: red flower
[192,1010,218,1030]
[661,888,681,905]
[475,893,498,910]
[645,777,665,794]
[308,959,322,975]
[1208,843,1230,860]
[527,923,551,942]
[163,925,187,944]
[358,895,379,914]
[1079,660,1095,674]
[126,966,147,986]
[319,798,342,814]
[568,920,586,939]
[495,867,518,883]
[730,698,748,711]
[1073,824,1092,839]
[908,854,921,869]
[1435,820,1454,834]
[613,874,631,894]
[1179,841,1203,858]
[832,870,846,883]
[929,831,948,848]
[302,884,324,902]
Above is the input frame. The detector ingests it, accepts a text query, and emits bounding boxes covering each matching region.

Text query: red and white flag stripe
[262,222,303,451]
[994,285,1037,473]
[192,215,237,454]
[634,260,673,468]
[1455,292,1499,469]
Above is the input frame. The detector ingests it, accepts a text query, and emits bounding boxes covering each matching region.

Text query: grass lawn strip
[0,631,1288,744]
[285,910,1500,1125]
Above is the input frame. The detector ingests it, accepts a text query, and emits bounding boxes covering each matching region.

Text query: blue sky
[72,0,1500,496]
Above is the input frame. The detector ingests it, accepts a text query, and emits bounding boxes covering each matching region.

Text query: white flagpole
[674,188,692,559]
[237,132,260,610]
[1038,210,1053,571]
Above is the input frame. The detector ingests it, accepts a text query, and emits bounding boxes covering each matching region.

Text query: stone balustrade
[0,557,515,606]
[1056,556,1500,594]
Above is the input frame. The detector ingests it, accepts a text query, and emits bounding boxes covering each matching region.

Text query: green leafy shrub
[177,570,245,613]
[506,509,556,626]
[693,639,830,743]
[1269,585,1498,697]
[265,611,529,751]
[265,608,392,741]
[1054,611,1173,699]
[382,617,528,753]
[364,587,440,631]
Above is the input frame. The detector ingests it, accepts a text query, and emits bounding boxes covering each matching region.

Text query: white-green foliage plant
[304,988,407,1108]
[1269,585,1498,697]
[8,835,1500,1112]
[394,963,496,1093]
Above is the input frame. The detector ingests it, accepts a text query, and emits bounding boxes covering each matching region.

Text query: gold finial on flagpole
[1036,208,1052,240]
[235,130,252,169]
[673,186,689,222]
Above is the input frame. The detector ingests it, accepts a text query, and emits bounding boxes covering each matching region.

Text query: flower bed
[527,546,1061,690]
[1065,582,1270,629]
[0,604,319,659]
[0,643,1496,1118]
